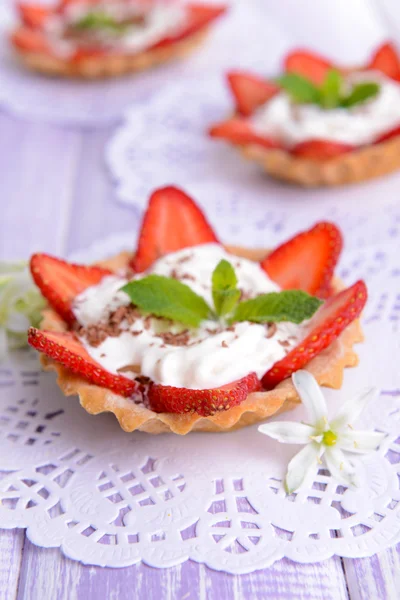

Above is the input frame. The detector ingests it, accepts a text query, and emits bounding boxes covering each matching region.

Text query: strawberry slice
[28,328,137,397]
[148,372,261,416]
[227,71,279,116]
[209,118,282,150]
[367,42,400,82]
[11,27,51,54]
[262,280,367,389]
[18,3,50,28]
[374,125,400,144]
[284,49,334,85]
[152,3,227,49]
[261,222,343,298]
[132,186,219,273]
[291,139,355,160]
[30,254,112,325]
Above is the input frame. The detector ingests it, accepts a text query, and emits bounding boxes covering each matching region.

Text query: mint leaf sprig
[121,260,322,329]
[276,69,380,109]
[74,11,129,34]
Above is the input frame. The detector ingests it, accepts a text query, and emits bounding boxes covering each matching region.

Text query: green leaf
[75,11,127,33]
[276,73,321,104]
[231,290,323,325]
[340,82,380,108]
[320,70,343,109]
[121,275,211,328]
[211,260,241,317]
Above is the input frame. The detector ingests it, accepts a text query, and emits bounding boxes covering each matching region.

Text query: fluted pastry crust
[13,30,207,79]
[238,136,400,187]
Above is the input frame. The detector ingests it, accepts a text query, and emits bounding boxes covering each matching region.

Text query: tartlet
[210,42,400,186]
[11,0,226,79]
[28,186,366,434]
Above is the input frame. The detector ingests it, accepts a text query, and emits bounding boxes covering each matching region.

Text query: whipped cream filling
[45,1,187,58]
[251,72,400,147]
[73,244,307,390]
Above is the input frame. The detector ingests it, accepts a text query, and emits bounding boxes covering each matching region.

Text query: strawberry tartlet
[28,186,366,434]
[210,42,400,186]
[11,0,226,78]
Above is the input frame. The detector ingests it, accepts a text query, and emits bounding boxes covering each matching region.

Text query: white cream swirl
[73,244,306,390]
[251,72,400,147]
[45,1,187,58]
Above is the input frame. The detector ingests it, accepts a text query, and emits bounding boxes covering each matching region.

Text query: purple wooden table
[0,112,399,600]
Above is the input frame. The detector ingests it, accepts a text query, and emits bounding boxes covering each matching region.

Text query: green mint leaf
[75,11,126,33]
[340,82,380,108]
[121,275,211,328]
[320,69,342,109]
[276,73,321,105]
[211,259,241,317]
[231,290,323,325]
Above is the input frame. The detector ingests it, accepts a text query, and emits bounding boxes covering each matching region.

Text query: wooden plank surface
[0,112,399,599]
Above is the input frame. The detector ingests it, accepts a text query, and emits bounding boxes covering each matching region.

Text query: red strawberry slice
[11,27,51,54]
[374,125,400,144]
[18,3,51,28]
[148,372,261,416]
[152,3,227,49]
[28,328,137,397]
[291,139,355,160]
[30,254,112,325]
[367,42,400,82]
[209,118,282,150]
[262,280,367,390]
[261,222,343,298]
[284,49,334,85]
[132,186,219,273]
[227,71,279,116]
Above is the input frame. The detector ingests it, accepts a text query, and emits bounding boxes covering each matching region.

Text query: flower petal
[258,421,315,444]
[285,442,321,494]
[331,388,378,430]
[324,446,358,487]
[292,370,328,426]
[338,430,387,454]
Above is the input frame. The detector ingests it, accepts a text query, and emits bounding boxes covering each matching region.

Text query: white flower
[258,370,386,494]
[0,261,45,361]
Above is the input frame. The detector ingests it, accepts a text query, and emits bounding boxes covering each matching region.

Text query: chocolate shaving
[221,340,228,348]
[156,330,190,346]
[278,340,290,348]
[117,365,141,374]
[77,305,141,347]
[266,323,277,339]
[177,254,192,264]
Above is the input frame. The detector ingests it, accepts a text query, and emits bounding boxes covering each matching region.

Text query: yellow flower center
[322,430,337,446]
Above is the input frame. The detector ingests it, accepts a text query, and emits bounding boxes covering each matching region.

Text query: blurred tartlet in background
[210,43,400,187]
[10,0,226,78]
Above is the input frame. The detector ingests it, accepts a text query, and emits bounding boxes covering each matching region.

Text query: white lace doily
[0,237,399,572]
[0,0,291,127]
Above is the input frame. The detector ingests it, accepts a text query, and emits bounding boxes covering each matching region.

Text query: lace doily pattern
[0,0,288,126]
[0,239,399,572]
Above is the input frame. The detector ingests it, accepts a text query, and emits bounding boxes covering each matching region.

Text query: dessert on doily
[27,186,366,434]
[210,42,400,186]
[10,0,226,78]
